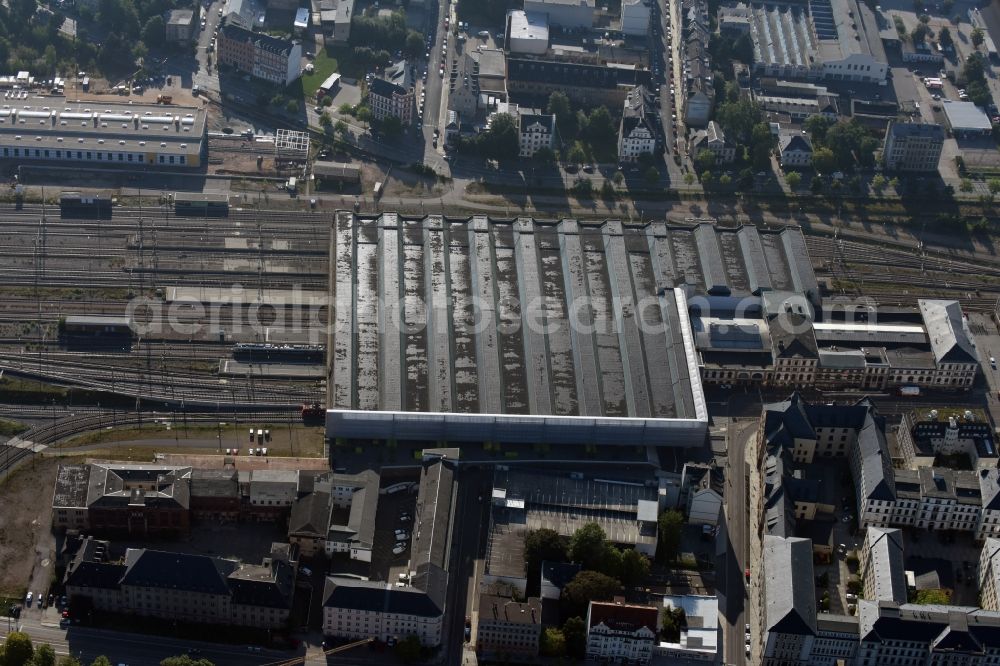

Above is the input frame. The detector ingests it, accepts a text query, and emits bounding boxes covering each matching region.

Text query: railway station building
[324,212,709,447]
[0,99,207,168]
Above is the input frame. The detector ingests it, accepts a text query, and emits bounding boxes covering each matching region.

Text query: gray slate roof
[919,299,978,365]
[763,536,816,636]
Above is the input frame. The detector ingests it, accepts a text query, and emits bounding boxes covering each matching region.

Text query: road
[4,616,297,666]
[442,466,491,666]
[720,417,756,666]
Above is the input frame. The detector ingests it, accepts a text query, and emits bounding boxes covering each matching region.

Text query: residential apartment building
[979,538,1000,611]
[321,459,455,647]
[759,536,816,666]
[506,57,651,107]
[322,579,444,646]
[859,527,907,603]
[618,85,659,161]
[689,120,735,165]
[883,122,945,173]
[518,111,557,158]
[896,409,997,471]
[585,601,658,664]
[165,9,196,43]
[287,470,378,561]
[476,595,543,660]
[759,395,1000,541]
[64,542,294,629]
[368,77,413,125]
[779,133,813,168]
[216,21,302,86]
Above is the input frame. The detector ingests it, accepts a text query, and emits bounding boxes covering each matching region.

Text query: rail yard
[0,201,996,424]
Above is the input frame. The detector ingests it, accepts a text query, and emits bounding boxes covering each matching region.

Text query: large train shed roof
[325,214,813,444]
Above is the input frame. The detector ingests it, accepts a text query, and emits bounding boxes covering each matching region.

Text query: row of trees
[545,92,620,163]
[350,10,424,58]
[0,632,213,666]
[802,115,879,174]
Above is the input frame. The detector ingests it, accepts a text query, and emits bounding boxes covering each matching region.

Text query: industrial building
[507,57,652,106]
[165,9,196,43]
[621,0,653,36]
[0,100,207,168]
[746,0,888,83]
[324,213,707,447]
[522,0,594,28]
[941,100,994,137]
[507,10,549,55]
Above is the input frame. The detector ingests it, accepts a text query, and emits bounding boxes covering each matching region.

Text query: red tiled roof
[588,602,658,632]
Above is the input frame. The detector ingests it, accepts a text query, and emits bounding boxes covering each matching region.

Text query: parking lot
[367,480,420,583]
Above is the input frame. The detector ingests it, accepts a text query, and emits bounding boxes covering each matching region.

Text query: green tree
[159,657,215,666]
[972,27,984,48]
[750,122,775,171]
[804,114,832,143]
[613,170,625,185]
[546,91,578,141]
[988,178,1000,196]
[871,174,887,194]
[811,175,825,194]
[914,589,950,605]
[534,147,557,163]
[812,146,837,174]
[539,627,566,657]
[695,148,717,173]
[569,522,612,571]
[334,120,348,137]
[938,26,953,49]
[356,105,372,124]
[716,98,764,143]
[585,106,618,161]
[661,606,687,642]
[338,102,354,115]
[404,31,424,58]
[567,141,589,165]
[393,636,422,664]
[3,632,35,666]
[141,15,165,49]
[683,172,695,186]
[960,178,973,193]
[719,173,733,186]
[562,616,587,658]
[285,99,300,114]
[620,548,651,586]
[57,659,82,666]
[701,169,714,184]
[90,658,113,666]
[319,111,333,128]
[524,528,568,594]
[785,170,802,190]
[643,166,660,186]
[601,180,616,197]
[658,510,684,562]
[561,571,620,618]
[31,645,56,666]
[478,112,519,160]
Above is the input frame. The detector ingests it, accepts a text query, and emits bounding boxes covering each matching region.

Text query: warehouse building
[523,0,594,28]
[941,100,994,137]
[325,212,708,447]
[0,100,207,168]
[507,11,549,55]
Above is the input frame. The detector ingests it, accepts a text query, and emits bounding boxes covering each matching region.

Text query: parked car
[392,544,406,555]
[25,592,32,606]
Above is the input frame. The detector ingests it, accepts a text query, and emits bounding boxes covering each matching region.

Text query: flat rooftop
[326,213,724,445]
[0,99,207,155]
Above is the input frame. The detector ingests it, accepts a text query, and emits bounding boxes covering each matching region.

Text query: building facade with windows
[585,601,658,664]
[64,544,295,629]
[883,122,944,172]
[367,77,414,125]
[476,595,543,659]
[517,111,557,157]
[0,101,206,169]
[618,85,659,161]
[216,21,302,86]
